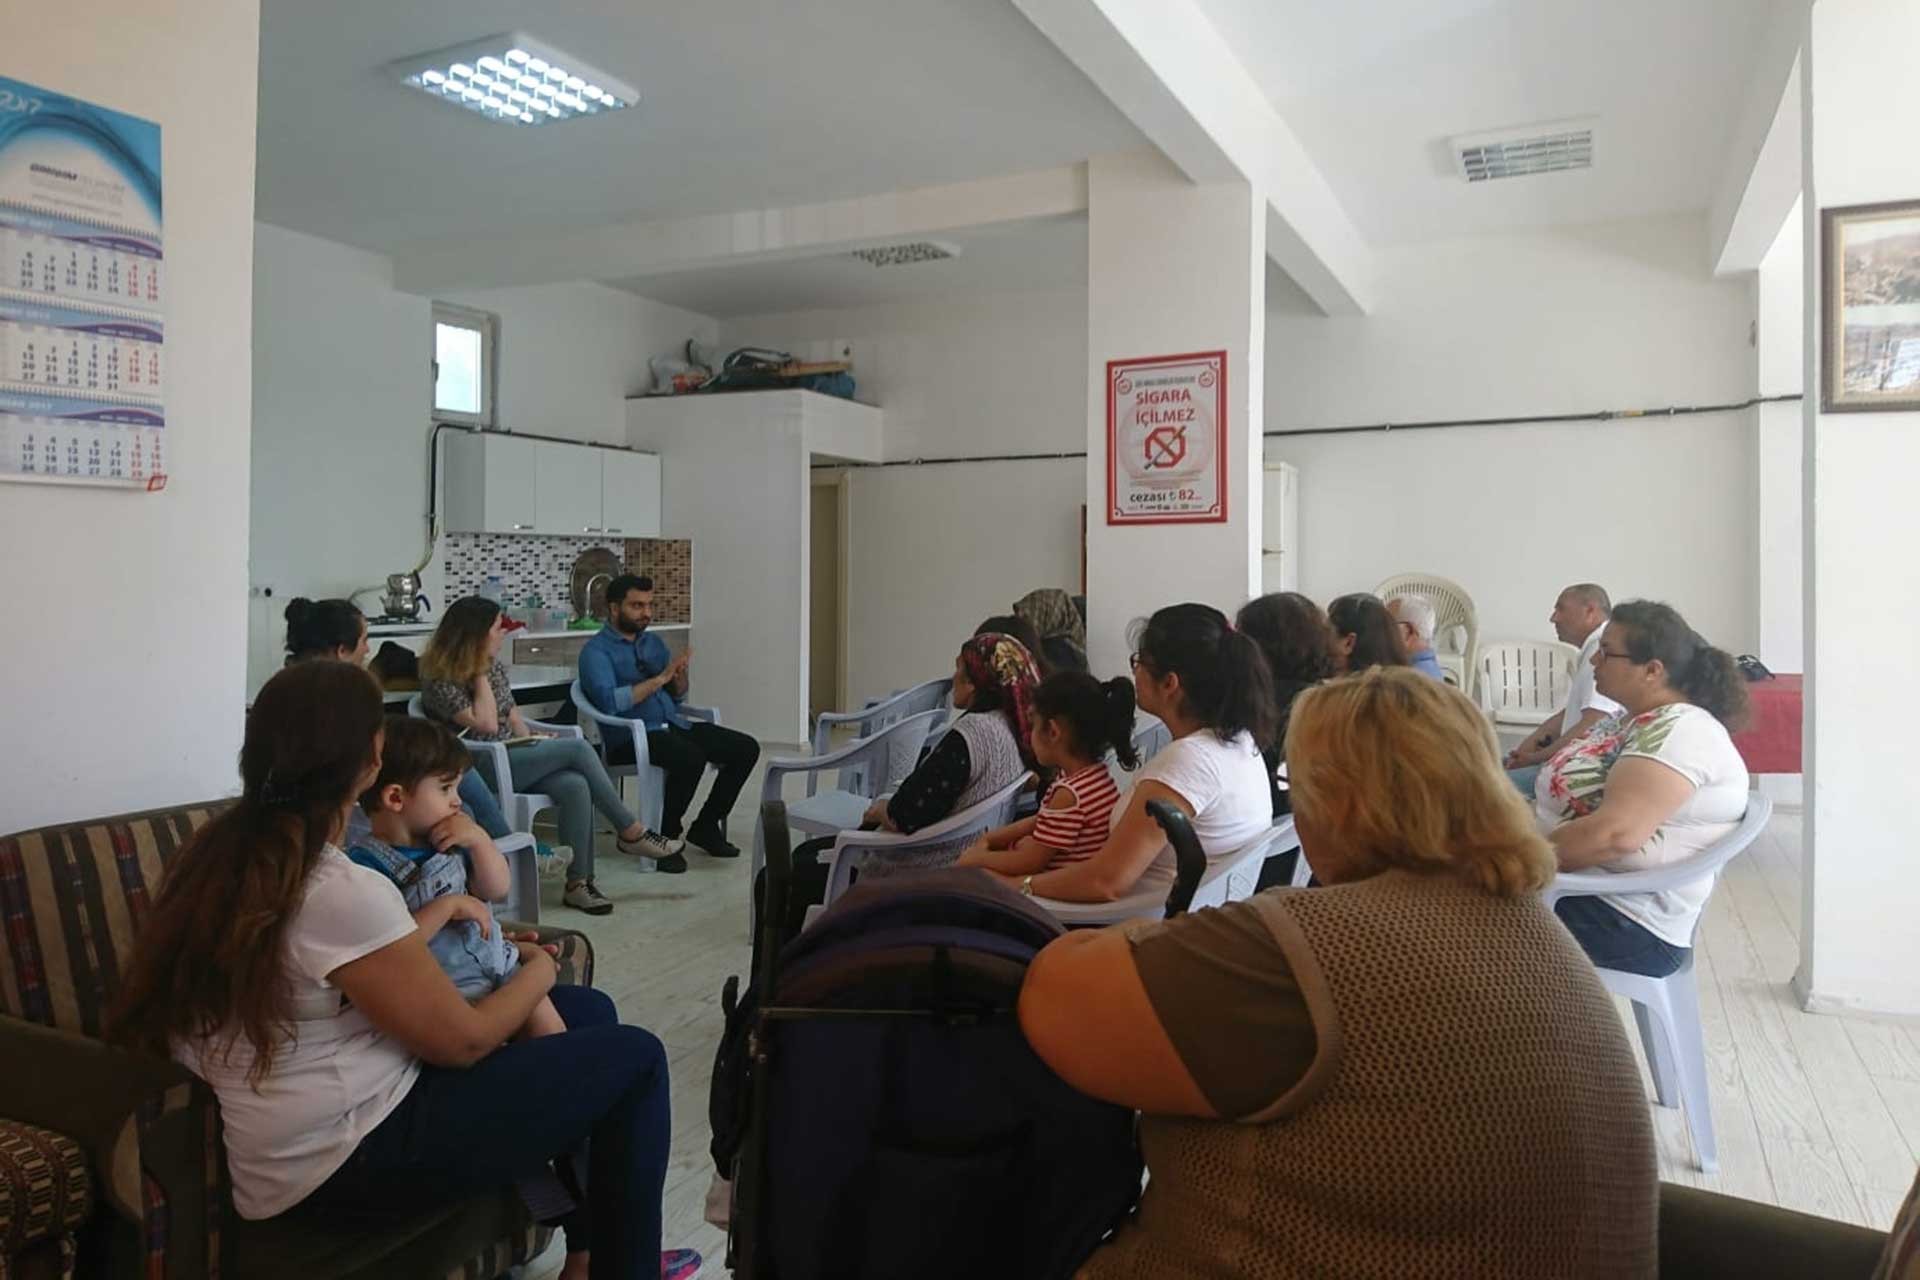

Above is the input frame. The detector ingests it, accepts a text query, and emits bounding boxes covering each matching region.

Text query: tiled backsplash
[443,534,692,623]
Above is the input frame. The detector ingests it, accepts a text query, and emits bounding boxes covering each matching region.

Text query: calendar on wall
[0,75,165,490]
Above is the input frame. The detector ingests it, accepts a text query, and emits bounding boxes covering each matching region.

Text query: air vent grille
[1453,121,1593,183]
[846,241,959,268]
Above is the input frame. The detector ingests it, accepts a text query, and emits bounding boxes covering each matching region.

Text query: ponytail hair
[284,597,364,662]
[1032,671,1140,770]
[1610,600,1751,731]
[1129,603,1277,746]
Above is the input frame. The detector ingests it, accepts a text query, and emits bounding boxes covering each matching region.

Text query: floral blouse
[420,660,516,742]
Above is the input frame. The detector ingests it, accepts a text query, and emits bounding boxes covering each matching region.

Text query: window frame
[431,302,497,427]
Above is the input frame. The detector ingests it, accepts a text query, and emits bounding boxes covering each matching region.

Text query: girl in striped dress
[959,671,1140,875]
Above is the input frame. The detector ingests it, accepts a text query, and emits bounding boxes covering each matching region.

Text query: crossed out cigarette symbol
[1144,424,1187,469]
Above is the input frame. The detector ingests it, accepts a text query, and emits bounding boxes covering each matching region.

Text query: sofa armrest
[0,1016,220,1279]
[502,922,595,989]
[1658,1182,1887,1279]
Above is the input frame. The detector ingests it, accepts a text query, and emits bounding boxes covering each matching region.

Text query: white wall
[248,223,717,690]
[1798,0,1920,1017]
[1265,213,1757,651]
[724,287,1088,702]
[0,0,260,829]
[1084,152,1265,676]
[1755,198,1804,671]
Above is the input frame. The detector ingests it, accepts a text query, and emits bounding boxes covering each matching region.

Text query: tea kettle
[381,572,430,621]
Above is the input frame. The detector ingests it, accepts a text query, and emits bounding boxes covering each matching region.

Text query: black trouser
[607,721,760,838]
[750,835,837,980]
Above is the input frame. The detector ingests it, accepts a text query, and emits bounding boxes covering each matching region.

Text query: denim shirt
[578,625,689,730]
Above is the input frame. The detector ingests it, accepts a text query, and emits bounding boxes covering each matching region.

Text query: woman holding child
[109,660,696,1280]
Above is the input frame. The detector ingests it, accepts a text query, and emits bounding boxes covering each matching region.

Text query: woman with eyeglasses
[1534,600,1752,977]
[987,603,1274,904]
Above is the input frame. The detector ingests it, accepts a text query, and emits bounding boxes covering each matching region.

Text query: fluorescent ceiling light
[391,32,636,126]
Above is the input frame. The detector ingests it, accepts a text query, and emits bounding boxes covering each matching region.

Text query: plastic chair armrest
[461,738,524,821]
[681,703,720,725]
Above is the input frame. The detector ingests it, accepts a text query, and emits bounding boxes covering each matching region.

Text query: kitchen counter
[367,620,691,640]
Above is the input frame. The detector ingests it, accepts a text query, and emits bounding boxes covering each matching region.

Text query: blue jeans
[1554,896,1689,978]
[311,986,670,1274]
[1507,763,1543,799]
[498,737,638,880]
[457,769,511,839]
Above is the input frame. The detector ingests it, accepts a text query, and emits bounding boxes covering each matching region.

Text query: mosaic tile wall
[442,534,692,622]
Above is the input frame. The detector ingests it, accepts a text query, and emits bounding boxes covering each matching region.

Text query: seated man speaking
[579,574,760,865]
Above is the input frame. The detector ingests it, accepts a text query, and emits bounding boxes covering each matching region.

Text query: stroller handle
[1148,800,1207,918]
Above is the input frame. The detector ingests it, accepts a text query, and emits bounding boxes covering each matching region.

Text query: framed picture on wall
[1822,199,1920,413]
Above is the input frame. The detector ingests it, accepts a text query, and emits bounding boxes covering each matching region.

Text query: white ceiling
[1194,0,1772,244]
[255,0,1144,255]
[607,216,1088,317]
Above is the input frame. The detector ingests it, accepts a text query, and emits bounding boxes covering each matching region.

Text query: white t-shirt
[1114,730,1272,894]
[1534,703,1750,946]
[173,845,422,1219]
[1560,627,1625,740]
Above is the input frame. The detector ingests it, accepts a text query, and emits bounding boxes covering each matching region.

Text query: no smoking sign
[1106,350,1227,525]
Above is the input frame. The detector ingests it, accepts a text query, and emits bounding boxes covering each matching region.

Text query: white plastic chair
[1035,818,1300,928]
[753,709,944,921]
[1375,573,1479,696]
[809,771,1035,927]
[569,678,721,834]
[1475,639,1579,729]
[809,678,952,798]
[492,832,541,924]
[1541,793,1773,1173]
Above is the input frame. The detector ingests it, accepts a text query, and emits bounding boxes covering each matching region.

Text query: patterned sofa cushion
[0,803,219,1036]
[0,1119,91,1268]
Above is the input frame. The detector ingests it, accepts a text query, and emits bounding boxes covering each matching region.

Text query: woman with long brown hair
[420,595,672,916]
[108,660,693,1280]
[1326,592,1409,673]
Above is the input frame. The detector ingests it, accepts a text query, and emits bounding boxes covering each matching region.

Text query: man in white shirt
[1505,583,1623,793]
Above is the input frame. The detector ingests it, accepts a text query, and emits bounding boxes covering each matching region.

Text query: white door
[479,434,537,533]
[534,441,605,536]
[1260,462,1299,593]
[600,450,661,538]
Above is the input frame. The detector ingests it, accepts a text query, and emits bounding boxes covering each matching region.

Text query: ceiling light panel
[390,32,637,126]
[846,241,961,268]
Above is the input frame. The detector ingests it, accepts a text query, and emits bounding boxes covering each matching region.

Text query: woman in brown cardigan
[1020,667,1657,1278]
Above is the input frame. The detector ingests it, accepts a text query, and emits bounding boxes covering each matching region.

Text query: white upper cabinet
[442,433,661,538]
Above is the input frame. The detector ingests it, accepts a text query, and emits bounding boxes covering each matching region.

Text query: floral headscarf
[960,632,1042,770]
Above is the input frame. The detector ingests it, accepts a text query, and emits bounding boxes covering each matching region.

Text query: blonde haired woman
[419,596,671,915]
[1020,667,1657,1278]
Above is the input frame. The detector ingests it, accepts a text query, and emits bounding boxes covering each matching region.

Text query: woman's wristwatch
[1020,874,1035,897]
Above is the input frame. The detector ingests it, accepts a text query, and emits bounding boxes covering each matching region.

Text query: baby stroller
[717,800,1209,1279]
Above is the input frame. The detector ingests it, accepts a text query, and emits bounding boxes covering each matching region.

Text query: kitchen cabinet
[443,432,537,534]
[535,440,605,536]
[443,432,661,537]
[600,449,661,537]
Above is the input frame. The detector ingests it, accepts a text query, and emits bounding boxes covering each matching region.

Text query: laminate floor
[523,789,1914,1277]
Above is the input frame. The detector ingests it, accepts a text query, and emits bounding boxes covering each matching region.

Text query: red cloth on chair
[1731,674,1802,774]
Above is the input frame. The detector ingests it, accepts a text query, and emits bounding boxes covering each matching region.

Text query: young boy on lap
[350,716,564,1039]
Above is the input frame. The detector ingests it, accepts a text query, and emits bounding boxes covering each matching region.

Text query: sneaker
[618,829,684,860]
[662,1248,702,1280]
[562,880,614,915]
[535,842,574,880]
[687,823,742,859]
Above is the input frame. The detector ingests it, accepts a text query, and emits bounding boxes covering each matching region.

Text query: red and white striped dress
[1034,762,1123,868]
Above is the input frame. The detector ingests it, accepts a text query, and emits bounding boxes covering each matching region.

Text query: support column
[1084,150,1265,674]
[1797,0,1920,1016]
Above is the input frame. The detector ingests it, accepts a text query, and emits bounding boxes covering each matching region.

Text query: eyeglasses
[1594,648,1639,663]
[1128,652,1150,673]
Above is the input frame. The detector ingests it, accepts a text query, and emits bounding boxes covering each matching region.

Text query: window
[432,303,496,426]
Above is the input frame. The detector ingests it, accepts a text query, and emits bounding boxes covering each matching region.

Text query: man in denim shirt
[578,574,761,860]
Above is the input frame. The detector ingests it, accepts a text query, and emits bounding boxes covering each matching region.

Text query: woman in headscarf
[1014,588,1090,674]
[760,632,1043,948]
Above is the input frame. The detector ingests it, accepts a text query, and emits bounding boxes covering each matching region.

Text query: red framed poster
[1106,350,1227,525]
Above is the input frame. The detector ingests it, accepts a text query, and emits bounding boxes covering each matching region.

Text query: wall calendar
[0,75,165,490]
